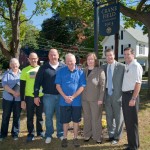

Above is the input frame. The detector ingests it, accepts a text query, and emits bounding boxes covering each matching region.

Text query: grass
[0,89,150,150]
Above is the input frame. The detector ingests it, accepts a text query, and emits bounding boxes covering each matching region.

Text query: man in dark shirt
[34,48,64,144]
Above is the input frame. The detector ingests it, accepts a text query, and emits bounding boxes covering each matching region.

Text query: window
[121,44,130,55]
[121,45,124,54]
[105,46,107,50]
[139,44,145,55]
[111,45,113,49]
[121,30,123,40]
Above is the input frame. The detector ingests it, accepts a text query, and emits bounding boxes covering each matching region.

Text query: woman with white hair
[0,58,21,141]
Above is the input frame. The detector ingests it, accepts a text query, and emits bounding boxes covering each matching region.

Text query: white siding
[101,26,149,71]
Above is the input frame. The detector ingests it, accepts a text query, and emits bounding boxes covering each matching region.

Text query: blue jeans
[43,94,63,138]
[0,99,21,138]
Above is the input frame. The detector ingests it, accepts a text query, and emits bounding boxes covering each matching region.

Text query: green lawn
[0,89,150,150]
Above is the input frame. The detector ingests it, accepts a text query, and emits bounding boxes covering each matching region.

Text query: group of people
[0,47,143,150]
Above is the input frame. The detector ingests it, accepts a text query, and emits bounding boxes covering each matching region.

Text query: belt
[122,90,134,94]
[106,88,114,90]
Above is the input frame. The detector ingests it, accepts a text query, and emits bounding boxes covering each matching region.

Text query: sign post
[94,0,99,57]
[94,1,120,59]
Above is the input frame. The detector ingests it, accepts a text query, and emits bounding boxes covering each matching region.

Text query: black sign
[99,3,120,36]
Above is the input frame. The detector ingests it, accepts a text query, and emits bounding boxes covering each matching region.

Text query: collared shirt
[122,59,143,91]
[55,66,86,106]
[106,61,115,89]
[2,69,21,101]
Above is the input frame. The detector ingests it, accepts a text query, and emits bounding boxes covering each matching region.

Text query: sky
[23,0,142,30]
[24,0,52,29]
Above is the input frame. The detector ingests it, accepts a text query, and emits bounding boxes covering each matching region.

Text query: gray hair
[9,58,20,66]
[65,53,76,60]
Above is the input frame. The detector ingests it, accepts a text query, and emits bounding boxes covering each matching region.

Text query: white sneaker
[59,136,64,141]
[45,137,51,144]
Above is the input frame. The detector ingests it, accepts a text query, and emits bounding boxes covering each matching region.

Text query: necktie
[108,65,113,95]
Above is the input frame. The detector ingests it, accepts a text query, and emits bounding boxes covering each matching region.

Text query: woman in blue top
[0,58,21,141]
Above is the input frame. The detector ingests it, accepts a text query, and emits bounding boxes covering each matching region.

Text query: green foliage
[51,0,94,23]
[0,51,9,70]
[21,25,40,49]
[121,0,150,34]
[38,14,82,49]
[34,0,51,15]
[50,1,105,58]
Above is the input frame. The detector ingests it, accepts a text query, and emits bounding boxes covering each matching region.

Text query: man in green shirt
[20,52,44,142]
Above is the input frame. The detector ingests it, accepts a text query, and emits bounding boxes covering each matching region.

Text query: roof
[125,27,148,43]
[101,25,148,44]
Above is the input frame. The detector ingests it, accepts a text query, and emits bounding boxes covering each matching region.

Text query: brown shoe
[61,138,68,147]
[73,138,80,147]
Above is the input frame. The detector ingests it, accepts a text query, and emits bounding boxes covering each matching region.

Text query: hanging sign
[99,3,120,36]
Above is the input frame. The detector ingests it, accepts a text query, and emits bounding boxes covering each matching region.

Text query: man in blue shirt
[55,53,86,148]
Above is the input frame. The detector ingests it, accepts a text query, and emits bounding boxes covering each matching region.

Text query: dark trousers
[25,96,43,136]
[122,92,139,150]
[0,99,21,138]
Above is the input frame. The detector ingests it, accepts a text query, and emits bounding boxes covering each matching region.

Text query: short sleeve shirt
[55,66,86,106]
[122,60,143,91]
[20,65,43,97]
[2,69,21,101]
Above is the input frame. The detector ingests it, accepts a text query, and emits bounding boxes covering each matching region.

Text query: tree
[50,0,104,57]
[0,0,50,58]
[38,14,95,49]
[38,14,79,48]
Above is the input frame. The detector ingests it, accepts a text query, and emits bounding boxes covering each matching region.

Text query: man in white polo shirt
[122,47,143,150]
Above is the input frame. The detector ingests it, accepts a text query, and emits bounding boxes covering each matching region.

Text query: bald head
[28,52,39,67]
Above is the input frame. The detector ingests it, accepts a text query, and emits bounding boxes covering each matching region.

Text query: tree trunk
[0,36,11,59]
[147,31,150,97]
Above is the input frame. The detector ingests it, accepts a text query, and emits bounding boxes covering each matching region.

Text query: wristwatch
[132,97,136,100]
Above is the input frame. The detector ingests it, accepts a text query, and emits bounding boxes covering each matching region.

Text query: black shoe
[26,134,34,142]
[73,138,80,147]
[0,136,4,142]
[61,138,68,148]
[0,135,6,142]
[123,147,130,150]
[106,137,114,142]
[13,135,18,141]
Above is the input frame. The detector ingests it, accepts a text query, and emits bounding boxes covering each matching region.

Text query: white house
[101,25,149,72]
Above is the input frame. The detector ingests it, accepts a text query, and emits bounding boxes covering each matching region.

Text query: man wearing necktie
[108,64,113,96]
[102,48,125,144]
